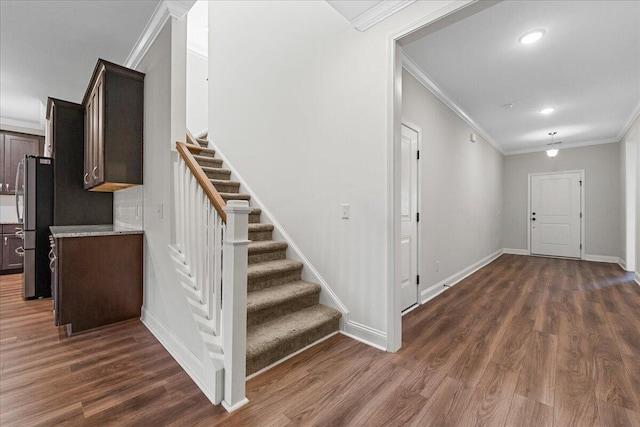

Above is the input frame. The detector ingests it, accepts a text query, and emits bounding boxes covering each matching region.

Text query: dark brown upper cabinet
[82,59,144,192]
[0,131,43,195]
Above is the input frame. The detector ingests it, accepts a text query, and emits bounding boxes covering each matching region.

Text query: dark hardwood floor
[1,255,640,426]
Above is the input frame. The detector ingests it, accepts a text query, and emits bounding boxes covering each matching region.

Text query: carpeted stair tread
[196,138,208,147]
[247,281,320,313]
[249,223,273,232]
[248,240,288,254]
[194,147,216,157]
[249,208,262,216]
[201,165,230,175]
[210,179,241,193]
[247,259,302,279]
[246,305,341,374]
[220,192,251,201]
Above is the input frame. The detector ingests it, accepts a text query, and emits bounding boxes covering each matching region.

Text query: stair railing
[175,140,251,411]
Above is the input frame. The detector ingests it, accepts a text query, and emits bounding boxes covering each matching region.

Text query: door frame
[401,120,422,315]
[527,170,585,260]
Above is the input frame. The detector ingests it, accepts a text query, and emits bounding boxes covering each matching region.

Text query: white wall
[402,70,503,299]
[135,18,204,367]
[503,143,621,258]
[207,0,460,341]
[186,51,207,136]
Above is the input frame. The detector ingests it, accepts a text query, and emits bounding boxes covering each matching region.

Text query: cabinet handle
[0,183,2,192]
[5,183,8,192]
[84,173,89,185]
[3,236,6,245]
[92,166,98,179]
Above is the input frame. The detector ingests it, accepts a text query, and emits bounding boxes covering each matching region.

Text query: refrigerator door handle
[15,159,24,223]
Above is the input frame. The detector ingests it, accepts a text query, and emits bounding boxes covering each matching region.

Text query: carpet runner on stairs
[191,143,341,375]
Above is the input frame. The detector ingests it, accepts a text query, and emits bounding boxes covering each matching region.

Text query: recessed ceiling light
[540,107,555,114]
[503,103,514,109]
[519,30,545,45]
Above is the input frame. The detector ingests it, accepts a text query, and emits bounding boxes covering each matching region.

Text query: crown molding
[0,117,45,135]
[504,137,620,156]
[401,50,505,155]
[124,0,196,69]
[352,0,416,32]
[617,98,640,141]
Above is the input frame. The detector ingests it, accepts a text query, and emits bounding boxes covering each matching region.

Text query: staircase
[190,136,341,376]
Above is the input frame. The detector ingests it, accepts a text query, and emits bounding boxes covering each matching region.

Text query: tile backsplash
[0,195,19,223]
[114,185,144,229]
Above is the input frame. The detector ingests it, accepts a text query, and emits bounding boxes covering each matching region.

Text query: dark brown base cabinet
[1,224,24,273]
[52,233,143,335]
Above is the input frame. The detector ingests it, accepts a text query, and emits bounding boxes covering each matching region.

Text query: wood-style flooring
[1,255,640,426]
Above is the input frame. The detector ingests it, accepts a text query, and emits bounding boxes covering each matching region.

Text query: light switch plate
[341,204,350,219]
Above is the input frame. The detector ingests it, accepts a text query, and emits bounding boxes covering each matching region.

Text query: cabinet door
[0,134,4,194]
[4,134,40,194]
[84,68,105,189]
[3,234,24,270]
[84,94,93,188]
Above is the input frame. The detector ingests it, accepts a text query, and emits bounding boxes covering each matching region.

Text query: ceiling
[326,1,383,22]
[0,0,160,131]
[401,0,640,154]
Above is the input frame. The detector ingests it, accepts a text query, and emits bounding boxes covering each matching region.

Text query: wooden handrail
[176,141,227,223]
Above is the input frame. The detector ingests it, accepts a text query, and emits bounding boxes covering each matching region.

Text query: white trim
[635,272,640,286]
[505,138,620,156]
[401,51,505,155]
[618,258,628,271]
[205,139,350,321]
[617,99,640,142]
[583,254,621,264]
[420,249,503,304]
[124,0,196,69]
[141,308,220,406]
[351,0,417,32]
[342,320,387,351]
[246,331,340,380]
[386,0,476,354]
[528,170,586,260]
[401,303,419,316]
[503,248,529,255]
[221,398,249,413]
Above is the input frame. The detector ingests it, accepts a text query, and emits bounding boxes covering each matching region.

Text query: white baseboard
[141,308,219,406]
[342,320,387,351]
[420,249,503,305]
[583,254,621,263]
[618,258,628,271]
[635,272,640,286]
[503,248,528,255]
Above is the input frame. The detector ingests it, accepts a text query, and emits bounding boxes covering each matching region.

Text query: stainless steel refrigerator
[15,156,53,299]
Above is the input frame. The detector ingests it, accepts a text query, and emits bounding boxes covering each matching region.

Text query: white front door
[400,124,419,311]
[530,172,582,258]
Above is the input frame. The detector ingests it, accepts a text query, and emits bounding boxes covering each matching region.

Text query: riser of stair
[248,240,287,265]
[193,155,223,168]
[248,223,273,241]
[210,179,240,194]
[246,305,341,375]
[202,167,231,180]
[247,259,303,292]
[247,281,321,327]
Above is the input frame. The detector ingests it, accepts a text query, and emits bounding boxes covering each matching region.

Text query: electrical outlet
[156,204,163,219]
[436,261,440,272]
[341,204,350,219]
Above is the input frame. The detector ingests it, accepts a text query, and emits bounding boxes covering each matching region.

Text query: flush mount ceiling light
[519,29,545,45]
[540,107,555,114]
[546,131,561,157]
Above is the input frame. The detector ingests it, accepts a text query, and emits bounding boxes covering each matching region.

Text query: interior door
[530,172,582,258]
[400,124,419,311]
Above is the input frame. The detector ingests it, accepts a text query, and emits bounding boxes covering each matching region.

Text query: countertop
[50,225,144,238]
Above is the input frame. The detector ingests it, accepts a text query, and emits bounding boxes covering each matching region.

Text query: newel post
[221,200,252,411]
